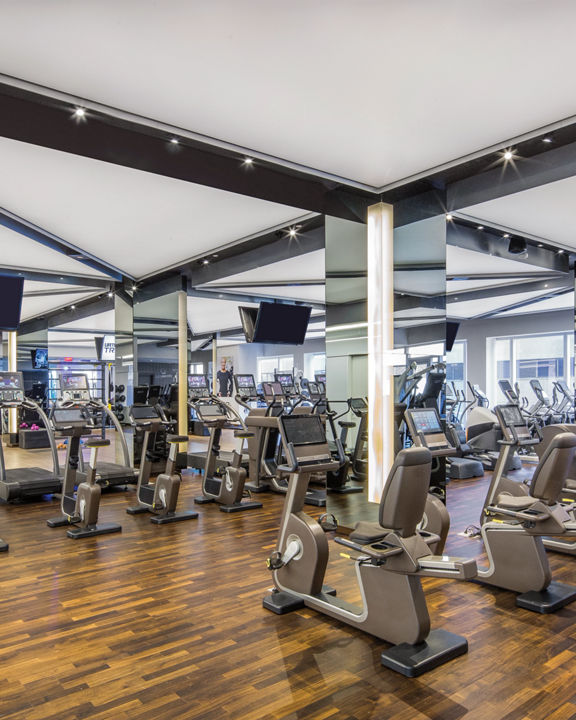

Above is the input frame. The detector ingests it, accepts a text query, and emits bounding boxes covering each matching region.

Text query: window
[446,341,466,397]
[189,362,204,374]
[488,332,571,407]
[304,353,325,381]
[257,355,294,383]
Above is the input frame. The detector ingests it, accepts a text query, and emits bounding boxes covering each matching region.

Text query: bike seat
[338,421,356,429]
[234,429,254,439]
[85,439,110,448]
[167,434,189,444]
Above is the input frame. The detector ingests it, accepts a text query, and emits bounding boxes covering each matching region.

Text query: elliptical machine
[127,405,198,524]
[263,413,476,677]
[191,397,262,512]
[47,407,122,539]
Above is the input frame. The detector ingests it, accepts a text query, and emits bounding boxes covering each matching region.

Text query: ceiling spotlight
[243,157,254,166]
[445,214,453,221]
[503,149,515,161]
[542,137,553,143]
[477,225,484,231]
[558,249,565,254]
[170,137,179,145]
[132,285,138,291]
[73,107,86,119]
[508,237,527,255]
[212,254,219,258]
[538,243,543,248]
[503,233,510,239]
[70,304,76,310]
[107,292,114,298]
[202,259,210,265]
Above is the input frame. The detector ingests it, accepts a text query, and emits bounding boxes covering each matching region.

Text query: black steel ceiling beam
[447,276,569,303]
[0,206,125,281]
[0,83,371,223]
[447,223,568,273]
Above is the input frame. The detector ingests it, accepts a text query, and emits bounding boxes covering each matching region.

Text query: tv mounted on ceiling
[239,302,312,345]
[0,276,24,331]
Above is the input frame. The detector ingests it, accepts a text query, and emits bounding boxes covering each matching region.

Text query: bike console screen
[408,408,443,434]
[498,404,525,428]
[281,415,326,446]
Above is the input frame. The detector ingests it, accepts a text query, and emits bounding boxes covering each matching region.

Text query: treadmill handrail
[92,399,131,468]
[25,397,61,477]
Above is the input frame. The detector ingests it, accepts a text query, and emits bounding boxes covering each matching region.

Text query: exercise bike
[47,407,122,539]
[127,405,198,524]
[263,412,476,677]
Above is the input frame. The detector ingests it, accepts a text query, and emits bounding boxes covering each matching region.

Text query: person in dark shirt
[216,358,233,397]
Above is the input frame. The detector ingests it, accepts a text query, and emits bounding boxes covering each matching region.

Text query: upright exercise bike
[263,413,476,677]
[47,407,122,539]
[127,405,198,524]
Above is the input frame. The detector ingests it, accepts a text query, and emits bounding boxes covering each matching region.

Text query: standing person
[216,358,233,397]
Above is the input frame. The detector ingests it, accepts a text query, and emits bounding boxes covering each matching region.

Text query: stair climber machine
[240,379,325,507]
[263,412,476,677]
[465,382,521,472]
[190,395,262,512]
[46,407,122,539]
[416,403,576,612]
[58,373,138,487]
[0,370,62,504]
[127,405,198,524]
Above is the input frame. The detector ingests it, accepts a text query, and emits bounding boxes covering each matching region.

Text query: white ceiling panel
[0,137,307,279]
[459,176,576,251]
[57,310,114,332]
[0,223,107,279]
[23,280,101,294]
[447,289,551,320]
[205,250,325,286]
[188,297,258,335]
[21,291,99,321]
[212,285,325,304]
[2,2,576,187]
[447,277,533,294]
[496,292,574,317]
[447,245,547,277]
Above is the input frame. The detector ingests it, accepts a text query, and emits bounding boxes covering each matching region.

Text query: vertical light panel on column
[367,202,395,503]
[7,331,17,438]
[178,290,188,449]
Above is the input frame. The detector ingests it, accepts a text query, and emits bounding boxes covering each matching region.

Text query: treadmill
[58,373,138,487]
[0,371,62,501]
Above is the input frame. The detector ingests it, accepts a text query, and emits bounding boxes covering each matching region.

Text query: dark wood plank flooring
[0,441,575,719]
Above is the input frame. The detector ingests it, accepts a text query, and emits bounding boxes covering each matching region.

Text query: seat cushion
[565,478,576,490]
[496,494,536,510]
[350,521,387,544]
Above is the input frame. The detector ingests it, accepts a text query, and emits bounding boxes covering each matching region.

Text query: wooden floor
[1,439,576,719]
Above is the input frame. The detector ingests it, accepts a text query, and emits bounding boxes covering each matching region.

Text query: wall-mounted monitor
[31,348,49,369]
[239,302,311,345]
[0,276,24,331]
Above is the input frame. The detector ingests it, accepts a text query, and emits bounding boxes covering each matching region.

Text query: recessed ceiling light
[445,214,453,221]
[202,259,210,265]
[503,234,510,239]
[243,157,254,166]
[170,138,179,145]
[542,137,553,143]
[503,149,514,161]
[70,305,76,310]
[108,292,114,298]
[73,107,86,119]
[477,225,484,231]
[558,250,565,254]
[538,243,543,248]
[212,254,219,258]
[544,284,548,288]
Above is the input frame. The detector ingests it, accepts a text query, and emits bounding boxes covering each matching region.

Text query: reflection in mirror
[445,218,573,489]
[16,326,49,449]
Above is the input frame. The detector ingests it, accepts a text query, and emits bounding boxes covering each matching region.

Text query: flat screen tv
[253,303,311,345]
[0,276,24,331]
[31,348,49,369]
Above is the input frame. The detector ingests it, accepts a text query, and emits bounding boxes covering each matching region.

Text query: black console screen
[498,404,524,427]
[61,374,89,390]
[409,408,443,434]
[0,372,22,388]
[281,414,326,446]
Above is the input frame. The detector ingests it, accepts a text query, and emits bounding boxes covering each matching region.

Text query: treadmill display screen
[131,405,160,420]
[498,404,525,427]
[52,408,86,425]
[197,404,226,419]
[188,375,208,388]
[61,374,89,390]
[0,372,22,388]
[315,373,326,384]
[235,375,256,389]
[281,414,326,446]
[499,380,513,394]
[275,374,293,387]
[307,382,319,397]
[409,409,443,434]
[262,382,283,398]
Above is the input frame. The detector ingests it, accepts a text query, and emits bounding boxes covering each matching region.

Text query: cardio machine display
[280,414,327,446]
